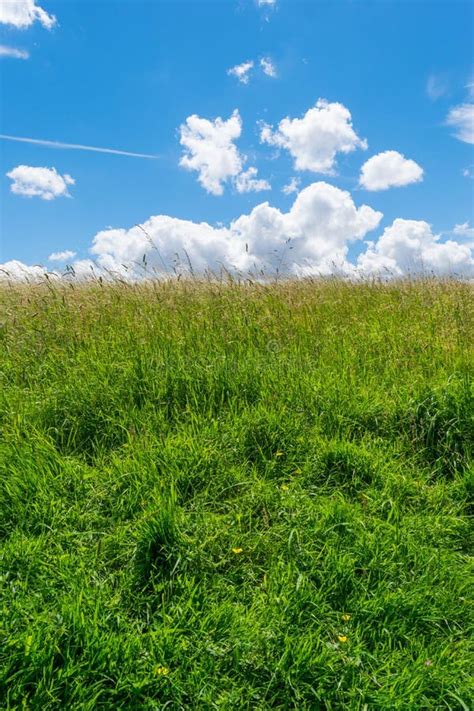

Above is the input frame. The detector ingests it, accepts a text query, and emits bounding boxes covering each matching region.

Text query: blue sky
[0,0,473,278]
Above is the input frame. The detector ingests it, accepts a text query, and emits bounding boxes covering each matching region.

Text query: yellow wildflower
[281,484,289,491]
[275,451,284,457]
[232,547,243,554]
[338,635,348,643]
[154,665,169,676]
[342,614,351,622]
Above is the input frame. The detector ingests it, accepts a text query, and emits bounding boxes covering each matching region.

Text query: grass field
[0,276,472,709]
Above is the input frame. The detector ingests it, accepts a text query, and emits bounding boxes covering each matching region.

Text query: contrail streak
[0,134,160,159]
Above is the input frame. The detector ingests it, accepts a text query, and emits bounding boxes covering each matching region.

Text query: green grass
[0,276,472,709]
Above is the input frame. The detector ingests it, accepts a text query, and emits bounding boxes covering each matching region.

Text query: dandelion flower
[281,484,289,491]
[338,635,348,643]
[342,614,351,622]
[232,547,243,554]
[154,665,169,676]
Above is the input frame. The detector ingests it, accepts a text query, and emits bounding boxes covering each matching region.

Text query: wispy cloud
[453,222,474,238]
[0,134,160,159]
[445,103,474,144]
[49,250,77,262]
[0,45,30,60]
[426,73,448,101]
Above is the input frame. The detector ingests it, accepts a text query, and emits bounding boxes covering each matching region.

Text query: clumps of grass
[402,379,473,476]
[303,439,378,495]
[134,490,187,591]
[0,276,472,709]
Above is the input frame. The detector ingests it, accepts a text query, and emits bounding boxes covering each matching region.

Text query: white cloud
[0,0,56,29]
[234,167,271,193]
[85,181,381,278]
[0,258,98,282]
[0,45,29,59]
[426,74,448,101]
[260,57,277,78]
[228,60,254,85]
[227,57,277,84]
[4,184,473,281]
[445,103,474,144]
[358,219,474,277]
[48,250,77,262]
[359,150,424,191]
[257,0,276,6]
[0,260,50,281]
[179,110,244,195]
[282,177,300,195]
[6,165,75,200]
[260,99,367,174]
[462,166,473,179]
[179,110,270,195]
[452,222,474,248]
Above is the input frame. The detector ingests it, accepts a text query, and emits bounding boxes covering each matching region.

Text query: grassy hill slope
[0,277,472,709]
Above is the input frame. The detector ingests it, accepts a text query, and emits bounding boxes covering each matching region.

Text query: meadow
[0,276,472,709]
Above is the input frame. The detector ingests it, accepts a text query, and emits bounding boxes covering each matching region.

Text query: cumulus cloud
[0,260,50,281]
[0,0,56,29]
[282,177,300,195]
[445,103,474,144]
[3,183,473,281]
[260,99,367,174]
[358,219,474,277]
[0,258,99,282]
[462,165,474,179]
[234,167,271,193]
[6,165,75,200]
[257,0,276,6]
[227,60,254,85]
[179,110,269,195]
[179,110,244,195]
[0,45,29,59]
[48,250,77,262]
[260,57,277,78]
[359,150,424,191]
[85,181,381,278]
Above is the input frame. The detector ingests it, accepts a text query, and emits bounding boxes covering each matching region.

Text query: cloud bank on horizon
[1,0,473,281]
[2,180,474,282]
